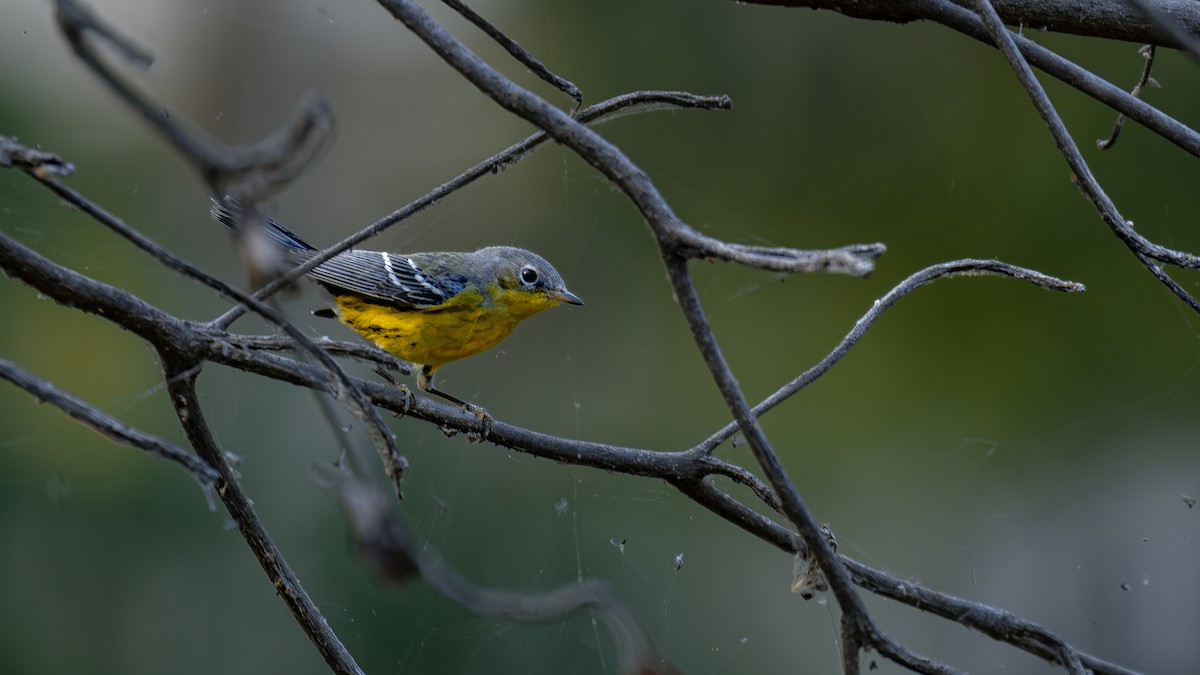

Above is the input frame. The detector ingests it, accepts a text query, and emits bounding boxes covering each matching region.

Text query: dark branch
[1097,45,1157,151]
[0,358,219,488]
[969,0,1200,318]
[375,0,883,280]
[163,369,365,675]
[52,0,334,198]
[740,0,1200,49]
[739,0,1200,159]
[440,0,583,104]
[663,254,953,674]
[1126,0,1200,63]
[15,160,409,498]
[0,135,75,177]
[213,89,741,329]
[698,259,1085,453]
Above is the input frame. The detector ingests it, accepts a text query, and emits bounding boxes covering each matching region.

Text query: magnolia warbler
[211,198,582,409]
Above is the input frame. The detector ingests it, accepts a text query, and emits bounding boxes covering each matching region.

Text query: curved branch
[698,259,1085,452]
[969,0,1200,315]
[52,0,333,198]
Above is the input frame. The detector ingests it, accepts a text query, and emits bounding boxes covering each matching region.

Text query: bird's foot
[463,403,493,442]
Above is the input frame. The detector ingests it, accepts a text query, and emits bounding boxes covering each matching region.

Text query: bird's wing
[305,250,456,307]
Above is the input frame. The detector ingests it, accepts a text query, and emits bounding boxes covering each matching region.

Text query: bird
[211,197,582,412]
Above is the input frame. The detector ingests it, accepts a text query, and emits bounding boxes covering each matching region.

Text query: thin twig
[0,358,219,488]
[697,259,1085,453]
[211,90,737,329]
[441,0,583,105]
[969,0,1200,317]
[856,0,1200,158]
[52,0,334,199]
[18,166,409,497]
[1098,45,1157,150]
[375,0,883,282]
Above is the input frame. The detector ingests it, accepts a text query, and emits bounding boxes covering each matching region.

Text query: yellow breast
[331,286,558,370]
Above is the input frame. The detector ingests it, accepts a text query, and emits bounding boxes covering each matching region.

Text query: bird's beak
[548,288,584,306]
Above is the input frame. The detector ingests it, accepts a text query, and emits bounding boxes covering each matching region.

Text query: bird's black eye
[521,266,539,284]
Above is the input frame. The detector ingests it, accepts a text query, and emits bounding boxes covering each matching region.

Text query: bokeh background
[2,1,1199,673]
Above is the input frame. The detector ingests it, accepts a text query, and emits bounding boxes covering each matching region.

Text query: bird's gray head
[474,246,583,307]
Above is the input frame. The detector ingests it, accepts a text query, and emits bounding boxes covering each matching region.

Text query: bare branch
[663,254,953,674]
[213,89,738,329]
[968,0,1200,315]
[0,231,1129,671]
[740,0,1200,159]
[698,259,1085,452]
[440,0,583,105]
[845,559,1141,675]
[740,0,1200,48]
[0,135,75,177]
[10,152,409,498]
[163,369,365,675]
[0,358,219,489]
[1097,45,1158,151]
[7,1,1169,672]
[1125,0,1200,63]
[375,0,883,279]
[52,0,334,199]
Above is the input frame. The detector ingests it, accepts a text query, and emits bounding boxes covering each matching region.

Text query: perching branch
[3,208,1114,672]
[23,165,410,499]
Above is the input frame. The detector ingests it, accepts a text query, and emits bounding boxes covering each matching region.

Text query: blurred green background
[2,1,1199,673]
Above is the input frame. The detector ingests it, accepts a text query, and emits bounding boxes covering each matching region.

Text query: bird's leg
[418,366,492,440]
[374,365,398,385]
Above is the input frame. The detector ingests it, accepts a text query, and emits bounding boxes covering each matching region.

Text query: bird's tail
[210,197,317,252]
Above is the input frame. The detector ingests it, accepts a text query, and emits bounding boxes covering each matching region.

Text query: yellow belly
[332,290,523,370]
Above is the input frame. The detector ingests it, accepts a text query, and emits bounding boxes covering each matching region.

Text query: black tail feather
[209,196,318,252]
